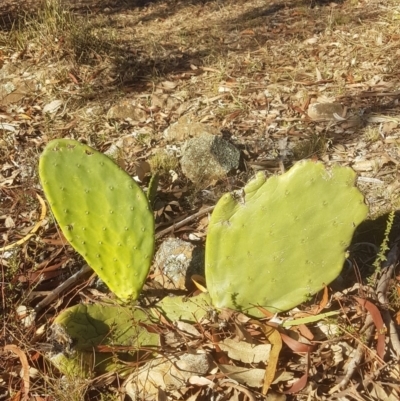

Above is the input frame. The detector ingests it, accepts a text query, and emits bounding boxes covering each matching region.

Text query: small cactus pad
[39,139,154,300]
[154,292,212,323]
[53,304,159,351]
[205,160,368,314]
[50,304,160,376]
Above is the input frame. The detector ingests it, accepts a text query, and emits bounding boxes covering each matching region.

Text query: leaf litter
[1,0,400,400]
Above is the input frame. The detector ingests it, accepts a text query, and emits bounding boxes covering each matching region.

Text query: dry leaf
[162,81,178,90]
[0,123,17,132]
[175,321,201,337]
[261,325,282,395]
[354,297,385,359]
[5,216,15,228]
[218,365,293,388]
[42,99,63,114]
[218,365,265,387]
[4,344,30,401]
[218,338,271,364]
[188,376,214,386]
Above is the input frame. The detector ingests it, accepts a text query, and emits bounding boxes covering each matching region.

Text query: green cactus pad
[53,304,159,351]
[39,139,154,300]
[205,160,368,314]
[50,304,159,377]
[153,292,212,323]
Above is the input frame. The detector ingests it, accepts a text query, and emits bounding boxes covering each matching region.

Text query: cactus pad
[39,139,154,300]
[205,160,368,314]
[50,304,159,376]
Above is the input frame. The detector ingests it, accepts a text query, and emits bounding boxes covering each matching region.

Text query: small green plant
[293,133,328,160]
[8,0,74,52]
[149,150,179,177]
[373,210,395,271]
[363,126,381,143]
[7,0,110,65]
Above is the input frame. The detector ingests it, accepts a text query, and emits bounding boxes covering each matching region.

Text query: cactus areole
[205,160,368,315]
[39,139,155,301]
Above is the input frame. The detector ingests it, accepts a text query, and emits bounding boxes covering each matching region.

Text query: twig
[155,205,215,239]
[34,264,92,313]
[339,315,374,389]
[0,194,46,252]
[338,90,400,99]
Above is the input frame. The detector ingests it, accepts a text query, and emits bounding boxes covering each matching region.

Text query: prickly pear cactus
[50,304,159,377]
[205,160,368,315]
[39,139,154,301]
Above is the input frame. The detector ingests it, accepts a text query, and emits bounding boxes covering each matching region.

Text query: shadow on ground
[345,211,400,286]
[0,0,393,141]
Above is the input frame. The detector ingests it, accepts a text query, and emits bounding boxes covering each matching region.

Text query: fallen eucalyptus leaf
[218,338,271,364]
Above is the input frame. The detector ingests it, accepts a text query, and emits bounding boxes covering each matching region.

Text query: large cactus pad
[39,139,154,300]
[205,160,368,314]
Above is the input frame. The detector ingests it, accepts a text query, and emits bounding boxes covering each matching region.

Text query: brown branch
[155,205,215,239]
[34,264,92,313]
[339,315,374,389]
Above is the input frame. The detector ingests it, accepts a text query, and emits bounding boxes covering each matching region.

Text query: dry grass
[2,0,400,399]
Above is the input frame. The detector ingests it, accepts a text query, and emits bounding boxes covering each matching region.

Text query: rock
[163,115,219,142]
[107,100,147,122]
[0,63,38,106]
[0,78,36,106]
[153,238,204,290]
[125,352,211,400]
[180,134,240,184]
[307,102,344,121]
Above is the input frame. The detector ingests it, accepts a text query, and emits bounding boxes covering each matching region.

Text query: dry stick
[154,205,215,239]
[34,206,215,313]
[34,264,93,313]
[338,90,400,99]
[339,241,400,390]
[338,315,375,389]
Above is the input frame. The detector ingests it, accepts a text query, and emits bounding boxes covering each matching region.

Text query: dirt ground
[1,0,400,400]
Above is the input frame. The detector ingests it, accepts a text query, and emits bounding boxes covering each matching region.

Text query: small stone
[0,78,36,106]
[180,134,240,184]
[163,115,219,142]
[308,102,344,121]
[153,238,204,290]
[107,100,147,122]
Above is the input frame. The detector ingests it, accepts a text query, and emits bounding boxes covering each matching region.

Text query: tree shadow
[1,0,395,130]
[344,211,400,287]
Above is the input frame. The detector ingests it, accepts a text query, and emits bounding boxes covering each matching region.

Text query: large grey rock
[180,134,240,184]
